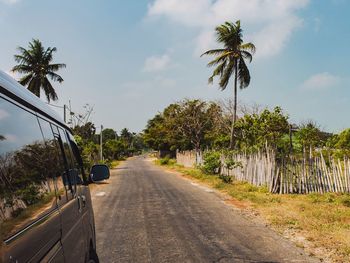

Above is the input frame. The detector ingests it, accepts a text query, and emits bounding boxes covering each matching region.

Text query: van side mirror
[90,164,110,183]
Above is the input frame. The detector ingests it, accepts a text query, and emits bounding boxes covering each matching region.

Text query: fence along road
[177,150,350,194]
[91,156,319,262]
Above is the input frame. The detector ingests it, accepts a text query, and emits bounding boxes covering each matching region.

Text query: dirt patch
[224,199,249,209]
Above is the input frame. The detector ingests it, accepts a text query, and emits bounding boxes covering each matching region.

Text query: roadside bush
[159,157,170,165]
[219,153,243,184]
[201,151,221,174]
[219,174,232,183]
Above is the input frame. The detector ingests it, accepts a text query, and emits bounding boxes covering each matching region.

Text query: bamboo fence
[177,150,350,194]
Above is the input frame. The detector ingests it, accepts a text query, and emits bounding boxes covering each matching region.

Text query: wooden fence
[176,150,350,194]
[275,154,350,194]
[220,150,276,190]
[176,150,203,168]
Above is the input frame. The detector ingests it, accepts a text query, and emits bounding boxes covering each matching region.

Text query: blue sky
[0,0,349,133]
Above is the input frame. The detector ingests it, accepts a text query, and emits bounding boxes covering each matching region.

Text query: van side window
[58,128,83,188]
[66,132,86,182]
[37,118,69,201]
[0,97,57,240]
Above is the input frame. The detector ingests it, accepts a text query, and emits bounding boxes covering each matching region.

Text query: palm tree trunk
[230,61,238,149]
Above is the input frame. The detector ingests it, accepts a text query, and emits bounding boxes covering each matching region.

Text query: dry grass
[157,161,350,263]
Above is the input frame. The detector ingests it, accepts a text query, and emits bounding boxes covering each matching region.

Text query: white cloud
[0,0,20,5]
[148,0,309,58]
[143,54,171,72]
[301,72,340,90]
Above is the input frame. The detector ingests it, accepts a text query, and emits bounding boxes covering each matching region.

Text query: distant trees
[143,100,292,154]
[102,128,117,141]
[73,123,143,168]
[12,39,66,102]
[233,107,289,152]
[295,121,325,153]
[143,99,229,152]
[73,122,96,142]
[144,99,350,160]
[334,129,350,150]
[201,21,255,149]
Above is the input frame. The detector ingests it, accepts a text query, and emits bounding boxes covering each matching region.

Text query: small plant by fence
[221,150,276,189]
[176,150,350,194]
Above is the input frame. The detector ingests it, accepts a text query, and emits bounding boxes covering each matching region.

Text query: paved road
[91,157,319,263]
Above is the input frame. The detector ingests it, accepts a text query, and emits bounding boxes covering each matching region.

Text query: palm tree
[201,21,255,149]
[12,39,66,102]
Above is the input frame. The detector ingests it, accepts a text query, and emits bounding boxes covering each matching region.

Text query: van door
[0,97,64,263]
[52,126,86,263]
[67,132,95,254]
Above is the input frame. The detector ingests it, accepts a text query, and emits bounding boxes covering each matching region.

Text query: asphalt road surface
[91,157,319,263]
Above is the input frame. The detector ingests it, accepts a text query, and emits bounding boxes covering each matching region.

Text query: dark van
[0,70,108,263]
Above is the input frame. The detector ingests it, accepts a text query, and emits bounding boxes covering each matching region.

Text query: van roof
[0,70,70,130]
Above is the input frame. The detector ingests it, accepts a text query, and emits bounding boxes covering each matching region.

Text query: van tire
[87,247,99,263]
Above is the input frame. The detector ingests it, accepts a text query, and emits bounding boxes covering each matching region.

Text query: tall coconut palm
[12,39,66,102]
[201,21,255,149]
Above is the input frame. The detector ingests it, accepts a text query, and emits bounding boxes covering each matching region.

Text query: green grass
[111,160,121,168]
[157,161,350,262]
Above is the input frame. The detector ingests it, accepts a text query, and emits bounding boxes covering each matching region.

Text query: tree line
[73,123,144,168]
[143,98,350,159]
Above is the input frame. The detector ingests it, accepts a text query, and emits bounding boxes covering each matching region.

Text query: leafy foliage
[143,99,229,151]
[74,124,144,169]
[335,129,350,150]
[12,39,66,102]
[201,151,221,175]
[234,107,289,152]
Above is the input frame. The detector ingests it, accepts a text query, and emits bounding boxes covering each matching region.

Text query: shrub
[201,151,221,174]
[219,174,233,183]
[159,157,170,165]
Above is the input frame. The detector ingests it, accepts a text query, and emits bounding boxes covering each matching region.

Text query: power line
[46,102,65,109]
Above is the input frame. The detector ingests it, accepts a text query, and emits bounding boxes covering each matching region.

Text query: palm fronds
[12,39,66,102]
[201,20,255,149]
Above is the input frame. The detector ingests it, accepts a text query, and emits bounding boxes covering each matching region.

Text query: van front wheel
[87,247,99,263]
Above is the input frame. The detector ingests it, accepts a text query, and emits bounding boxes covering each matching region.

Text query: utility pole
[69,100,72,127]
[289,124,293,154]
[63,104,67,123]
[100,125,104,161]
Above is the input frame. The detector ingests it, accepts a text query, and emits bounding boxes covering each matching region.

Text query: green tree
[335,129,350,150]
[201,21,255,149]
[102,128,117,141]
[143,114,171,151]
[234,107,289,152]
[143,100,228,152]
[12,39,66,102]
[120,128,133,145]
[296,121,323,153]
[73,122,96,141]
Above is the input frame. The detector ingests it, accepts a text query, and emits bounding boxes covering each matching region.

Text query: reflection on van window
[59,128,83,187]
[0,98,57,240]
[39,120,73,205]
